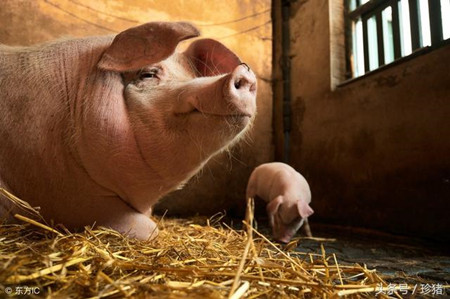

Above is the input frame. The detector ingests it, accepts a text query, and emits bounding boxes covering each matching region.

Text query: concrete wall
[0,0,273,216]
[281,0,450,240]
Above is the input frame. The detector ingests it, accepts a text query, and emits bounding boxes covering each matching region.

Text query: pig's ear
[184,38,241,77]
[98,22,200,72]
[297,202,314,218]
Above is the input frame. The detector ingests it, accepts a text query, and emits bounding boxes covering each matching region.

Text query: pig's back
[0,41,72,147]
[0,36,112,130]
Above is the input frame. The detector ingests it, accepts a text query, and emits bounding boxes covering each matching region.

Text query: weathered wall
[0,0,273,216]
[283,0,450,240]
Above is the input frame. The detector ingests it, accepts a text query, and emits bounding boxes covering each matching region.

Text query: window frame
[343,0,449,83]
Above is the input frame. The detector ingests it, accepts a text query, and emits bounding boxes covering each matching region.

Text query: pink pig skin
[0,22,257,240]
[246,162,314,243]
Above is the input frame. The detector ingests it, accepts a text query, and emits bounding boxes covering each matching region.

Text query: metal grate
[346,0,450,78]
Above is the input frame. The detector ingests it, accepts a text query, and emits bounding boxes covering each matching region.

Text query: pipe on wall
[281,0,292,164]
[272,0,292,163]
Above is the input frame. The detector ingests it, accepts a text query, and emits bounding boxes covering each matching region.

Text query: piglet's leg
[302,219,313,237]
[88,196,159,241]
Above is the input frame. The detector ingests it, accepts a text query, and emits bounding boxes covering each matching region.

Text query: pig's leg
[90,196,159,240]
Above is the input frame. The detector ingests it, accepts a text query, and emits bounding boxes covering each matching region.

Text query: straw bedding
[0,188,446,298]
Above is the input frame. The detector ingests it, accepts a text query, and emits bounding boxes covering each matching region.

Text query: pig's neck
[60,37,201,213]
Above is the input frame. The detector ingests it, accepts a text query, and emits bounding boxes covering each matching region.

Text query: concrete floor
[294,223,450,296]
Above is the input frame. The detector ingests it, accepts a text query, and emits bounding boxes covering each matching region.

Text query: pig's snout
[233,63,255,90]
[175,63,257,118]
[226,64,257,116]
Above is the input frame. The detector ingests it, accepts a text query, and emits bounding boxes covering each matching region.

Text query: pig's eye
[139,68,159,80]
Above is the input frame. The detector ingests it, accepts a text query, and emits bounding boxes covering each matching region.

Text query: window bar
[376,11,385,66]
[428,0,443,44]
[362,16,371,73]
[349,0,391,21]
[391,0,402,58]
[408,0,421,50]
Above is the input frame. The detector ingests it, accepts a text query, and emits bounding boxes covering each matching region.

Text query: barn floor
[290,222,450,296]
[198,214,450,297]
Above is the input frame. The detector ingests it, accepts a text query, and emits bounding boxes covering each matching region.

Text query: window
[346,0,450,78]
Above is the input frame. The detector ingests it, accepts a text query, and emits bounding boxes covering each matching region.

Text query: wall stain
[350,129,375,159]
[375,75,399,88]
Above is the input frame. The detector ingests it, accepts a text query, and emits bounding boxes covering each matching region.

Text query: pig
[246,162,314,243]
[0,21,257,240]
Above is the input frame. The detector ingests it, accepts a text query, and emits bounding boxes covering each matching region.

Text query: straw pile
[0,188,445,298]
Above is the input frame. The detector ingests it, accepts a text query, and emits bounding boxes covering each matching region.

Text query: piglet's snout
[225,64,257,117]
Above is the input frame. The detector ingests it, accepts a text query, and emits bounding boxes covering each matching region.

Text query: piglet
[246,162,314,243]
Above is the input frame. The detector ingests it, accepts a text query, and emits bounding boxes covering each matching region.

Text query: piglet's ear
[266,196,283,215]
[98,21,200,72]
[184,38,241,77]
[297,201,314,218]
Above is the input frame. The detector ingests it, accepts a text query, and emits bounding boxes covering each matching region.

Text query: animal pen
[0,0,449,298]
